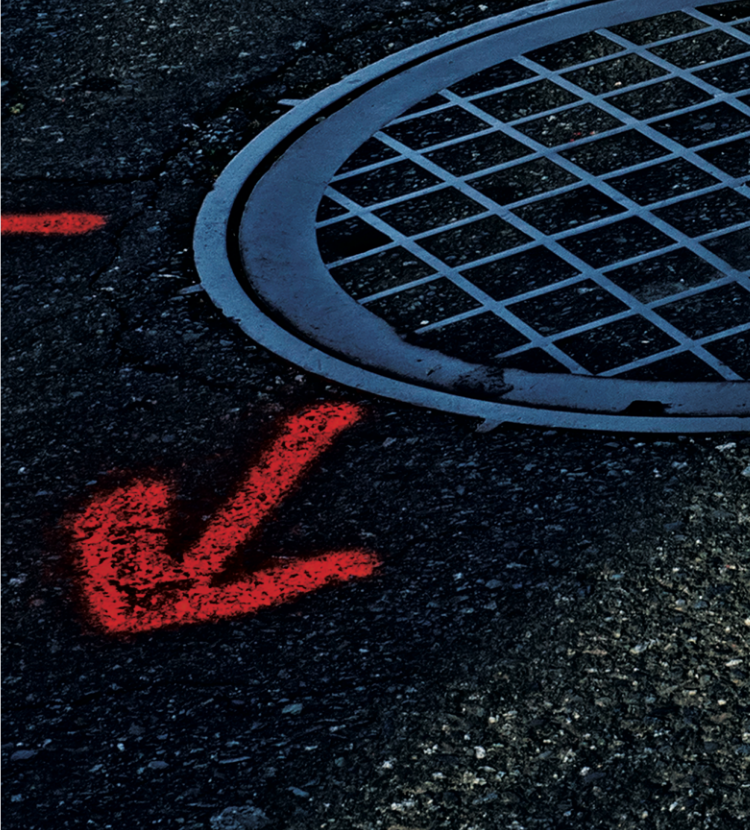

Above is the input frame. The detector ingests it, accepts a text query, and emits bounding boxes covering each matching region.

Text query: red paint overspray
[1,212,107,235]
[66,403,380,633]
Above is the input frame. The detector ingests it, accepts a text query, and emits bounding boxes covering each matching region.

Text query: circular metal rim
[194,0,750,432]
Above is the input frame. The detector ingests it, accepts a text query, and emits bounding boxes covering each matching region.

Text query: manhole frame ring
[194,0,750,433]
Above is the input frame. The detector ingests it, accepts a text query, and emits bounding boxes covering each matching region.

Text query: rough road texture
[3,2,749,829]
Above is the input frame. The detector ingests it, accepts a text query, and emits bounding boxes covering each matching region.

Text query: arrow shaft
[181,403,363,578]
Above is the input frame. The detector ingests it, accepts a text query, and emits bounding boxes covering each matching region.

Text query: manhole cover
[195,0,750,432]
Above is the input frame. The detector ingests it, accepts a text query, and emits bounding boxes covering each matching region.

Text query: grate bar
[322,185,592,374]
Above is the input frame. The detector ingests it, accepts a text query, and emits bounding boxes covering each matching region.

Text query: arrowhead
[66,404,380,633]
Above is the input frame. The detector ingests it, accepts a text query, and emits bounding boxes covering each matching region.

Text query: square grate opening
[605,157,720,204]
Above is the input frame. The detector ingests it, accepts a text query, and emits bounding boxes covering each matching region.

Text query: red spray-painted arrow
[66,403,380,633]
[2,212,107,235]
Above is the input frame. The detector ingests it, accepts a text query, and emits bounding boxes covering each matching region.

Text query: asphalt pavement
[3,1,750,829]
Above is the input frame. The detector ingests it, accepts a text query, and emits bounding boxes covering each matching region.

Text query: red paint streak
[182,402,364,579]
[1,212,107,235]
[66,403,380,633]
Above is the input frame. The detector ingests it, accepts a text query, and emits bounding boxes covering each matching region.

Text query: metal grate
[194,0,750,432]
[318,6,750,384]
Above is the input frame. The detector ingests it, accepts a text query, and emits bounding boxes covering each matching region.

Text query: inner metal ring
[194,0,750,432]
